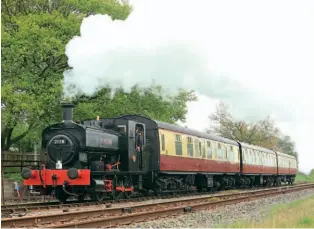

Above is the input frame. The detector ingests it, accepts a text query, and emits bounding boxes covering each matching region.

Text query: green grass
[218,195,314,228]
[295,170,314,183]
[4,173,24,181]
[3,167,23,181]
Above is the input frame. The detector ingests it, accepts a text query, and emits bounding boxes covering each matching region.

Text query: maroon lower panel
[243,165,277,175]
[278,168,297,175]
[160,155,240,173]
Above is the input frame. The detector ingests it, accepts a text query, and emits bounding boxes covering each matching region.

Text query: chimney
[61,102,75,123]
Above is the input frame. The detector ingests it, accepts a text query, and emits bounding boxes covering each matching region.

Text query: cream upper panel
[159,129,239,163]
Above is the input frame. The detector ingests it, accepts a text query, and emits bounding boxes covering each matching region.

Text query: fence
[1,151,53,205]
[1,151,41,161]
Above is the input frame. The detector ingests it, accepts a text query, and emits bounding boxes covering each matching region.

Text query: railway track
[1,183,305,215]
[2,195,55,203]
[2,183,313,228]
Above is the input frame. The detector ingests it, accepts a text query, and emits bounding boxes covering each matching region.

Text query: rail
[2,183,313,228]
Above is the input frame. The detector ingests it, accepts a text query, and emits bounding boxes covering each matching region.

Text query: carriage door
[128,120,146,171]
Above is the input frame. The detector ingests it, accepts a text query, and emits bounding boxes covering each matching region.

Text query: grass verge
[295,171,314,183]
[218,195,314,228]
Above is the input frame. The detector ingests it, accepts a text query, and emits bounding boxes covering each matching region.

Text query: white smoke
[63,0,308,122]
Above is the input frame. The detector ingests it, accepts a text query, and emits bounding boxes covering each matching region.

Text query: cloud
[63,0,314,173]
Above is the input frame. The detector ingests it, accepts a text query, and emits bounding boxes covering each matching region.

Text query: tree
[1,0,132,150]
[275,135,298,161]
[72,85,197,124]
[208,102,297,159]
[208,102,279,148]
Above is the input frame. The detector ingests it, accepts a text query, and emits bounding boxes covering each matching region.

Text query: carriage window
[269,154,272,166]
[201,140,206,158]
[247,150,251,164]
[227,146,231,161]
[229,146,234,162]
[217,143,222,159]
[252,151,255,165]
[195,138,200,157]
[161,134,165,151]
[255,151,258,165]
[251,150,254,164]
[269,155,271,166]
[118,125,126,134]
[244,149,249,164]
[207,141,212,159]
[250,150,253,164]
[259,151,262,165]
[199,141,202,158]
[187,137,194,157]
[175,134,182,156]
[222,145,227,160]
[212,142,217,159]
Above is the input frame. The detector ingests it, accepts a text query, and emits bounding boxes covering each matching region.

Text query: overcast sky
[65,0,314,173]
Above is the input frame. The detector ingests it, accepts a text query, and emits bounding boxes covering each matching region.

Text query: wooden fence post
[1,171,5,206]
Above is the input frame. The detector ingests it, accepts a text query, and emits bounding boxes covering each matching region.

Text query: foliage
[1,0,132,150]
[276,135,298,161]
[72,85,197,124]
[295,171,314,183]
[208,102,279,147]
[208,102,298,159]
[1,0,196,151]
[4,172,24,182]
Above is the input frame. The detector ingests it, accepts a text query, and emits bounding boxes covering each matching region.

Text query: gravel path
[121,189,314,228]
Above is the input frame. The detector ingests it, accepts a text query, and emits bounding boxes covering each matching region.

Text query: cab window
[161,134,165,151]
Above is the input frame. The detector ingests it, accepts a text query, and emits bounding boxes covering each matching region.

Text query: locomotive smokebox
[61,102,75,123]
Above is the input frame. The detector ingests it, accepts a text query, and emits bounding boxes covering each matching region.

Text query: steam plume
[63,0,313,124]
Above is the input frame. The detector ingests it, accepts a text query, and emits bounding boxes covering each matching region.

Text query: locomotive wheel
[91,192,105,202]
[54,187,68,203]
[56,192,68,203]
[115,192,123,201]
[124,191,132,199]
[78,194,86,201]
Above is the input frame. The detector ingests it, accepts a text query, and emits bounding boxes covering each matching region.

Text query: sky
[64,0,314,173]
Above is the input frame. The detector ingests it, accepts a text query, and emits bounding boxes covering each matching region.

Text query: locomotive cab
[97,118,147,172]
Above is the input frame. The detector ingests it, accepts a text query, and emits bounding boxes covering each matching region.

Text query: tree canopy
[1,0,196,151]
[208,102,298,160]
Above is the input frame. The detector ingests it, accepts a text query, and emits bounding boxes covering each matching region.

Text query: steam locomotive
[21,103,297,202]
